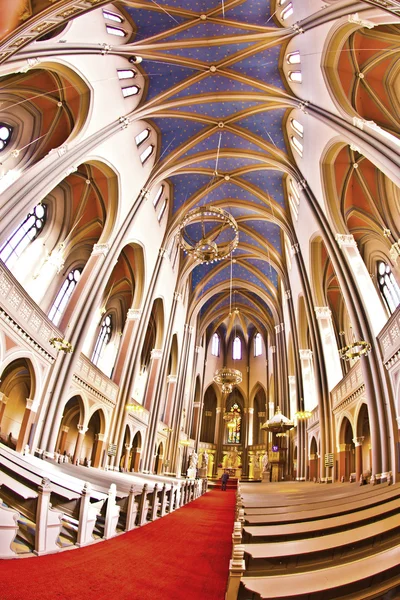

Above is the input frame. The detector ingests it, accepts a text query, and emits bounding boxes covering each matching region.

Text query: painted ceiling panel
[170,74,267,99]
[172,101,266,119]
[239,169,286,207]
[236,108,288,151]
[123,0,294,331]
[162,41,254,63]
[230,45,284,89]
[225,1,274,26]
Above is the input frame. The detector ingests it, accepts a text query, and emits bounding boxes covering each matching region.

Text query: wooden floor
[235,481,400,600]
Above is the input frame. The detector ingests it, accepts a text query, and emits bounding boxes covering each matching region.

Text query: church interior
[1,0,400,598]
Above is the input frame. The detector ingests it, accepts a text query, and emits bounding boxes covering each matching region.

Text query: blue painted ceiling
[124,0,295,335]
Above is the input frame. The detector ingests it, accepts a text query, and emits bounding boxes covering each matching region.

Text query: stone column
[353,437,365,481]
[288,376,296,422]
[335,235,387,336]
[190,401,201,442]
[92,433,106,468]
[162,375,177,425]
[58,426,69,454]
[309,453,318,480]
[112,308,142,385]
[299,349,317,413]
[73,426,88,464]
[247,407,254,446]
[16,398,39,453]
[0,393,8,429]
[214,406,223,476]
[338,443,351,480]
[314,307,343,391]
[131,446,141,472]
[143,349,163,412]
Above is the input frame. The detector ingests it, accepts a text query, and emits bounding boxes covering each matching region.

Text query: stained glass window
[227,403,241,444]
[0,124,13,152]
[233,336,242,360]
[211,333,220,356]
[92,313,113,366]
[254,332,262,356]
[0,203,47,269]
[377,260,400,314]
[48,268,81,326]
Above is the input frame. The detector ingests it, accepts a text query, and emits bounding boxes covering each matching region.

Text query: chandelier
[213,367,242,394]
[338,331,371,361]
[49,337,73,353]
[177,206,238,264]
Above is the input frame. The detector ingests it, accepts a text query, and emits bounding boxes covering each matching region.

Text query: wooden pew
[243,496,400,542]
[0,499,20,558]
[238,543,400,599]
[0,473,63,555]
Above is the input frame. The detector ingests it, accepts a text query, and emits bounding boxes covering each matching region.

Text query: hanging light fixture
[177,206,239,264]
[49,337,73,353]
[338,330,371,361]
[213,254,243,393]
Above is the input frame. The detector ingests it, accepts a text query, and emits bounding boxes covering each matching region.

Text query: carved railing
[0,261,118,407]
[360,0,400,16]
[331,360,364,410]
[0,261,59,361]
[377,305,400,368]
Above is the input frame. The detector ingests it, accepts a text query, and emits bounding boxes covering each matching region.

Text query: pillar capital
[195,346,202,353]
[127,308,142,321]
[299,349,313,360]
[0,392,8,404]
[26,398,40,412]
[159,247,167,258]
[167,374,177,383]
[77,425,88,435]
[270,346,276,353]
[95,433,106,442]
[150,348,163,360]
[274,323,284,333]
[61,425,69,433]
[353,436,364,447]
[284,290,291,300]
[125,443,132,451]
[184,324,194,333]
[290,243,299,255]
[335,233,357,249]
[92,243,110,257]
[174,292,182,302]
[288,375,296,384]
[314,306,332,320]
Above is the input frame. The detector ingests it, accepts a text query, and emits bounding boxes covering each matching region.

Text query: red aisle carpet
[0,489,236,600]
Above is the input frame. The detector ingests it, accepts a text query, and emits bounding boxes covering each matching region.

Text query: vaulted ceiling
[124,0,298,340]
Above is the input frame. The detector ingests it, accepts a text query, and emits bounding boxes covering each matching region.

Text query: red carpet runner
[0,489,236,600]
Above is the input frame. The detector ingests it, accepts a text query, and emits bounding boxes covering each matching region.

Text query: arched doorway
[309,437,318,481]
[339,416,355,480]
[82,409,106,468]
[356,404,372,479]
[131,431,142,472]
[0,358,35,452]
[120,424,132,472]
[200,385,217,444]
[56,395,85,462]
[154,441,164,474]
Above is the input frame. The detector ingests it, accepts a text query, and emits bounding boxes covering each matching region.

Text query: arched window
[287,51,300,65]
[140,145,154,164]
[211,333,220,356]
[233,336,242,360]
[281,3,293,19]
[48,268,82,326]
[290,118,303,137]
[92,313,113,366]
[0,124,13,151]
[118,69,135,80]
[103,9,123,22]
[106,25,126,37]
[135,129,150,147]
[288,71,302,83]
[153,185,163,207]
[377,260,400,314]
[254,333,262,357]
[0,203,47,270]
[122,85,140,98]
[227,403,241,444]
[157,199,167,222]
[290,135,303,157]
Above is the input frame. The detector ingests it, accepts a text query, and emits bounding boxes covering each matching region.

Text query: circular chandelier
[177,206,238,264]
[338,331,371,361]
[295,410,312,420]
[213,367,242,394]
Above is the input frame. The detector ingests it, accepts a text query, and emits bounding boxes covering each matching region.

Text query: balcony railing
[331,360,364,409]
[377,304,400,367]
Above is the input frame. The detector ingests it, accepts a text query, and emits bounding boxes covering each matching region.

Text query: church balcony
[0,260,118,409]
[330,360,364,413]
[377,304,400,369]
